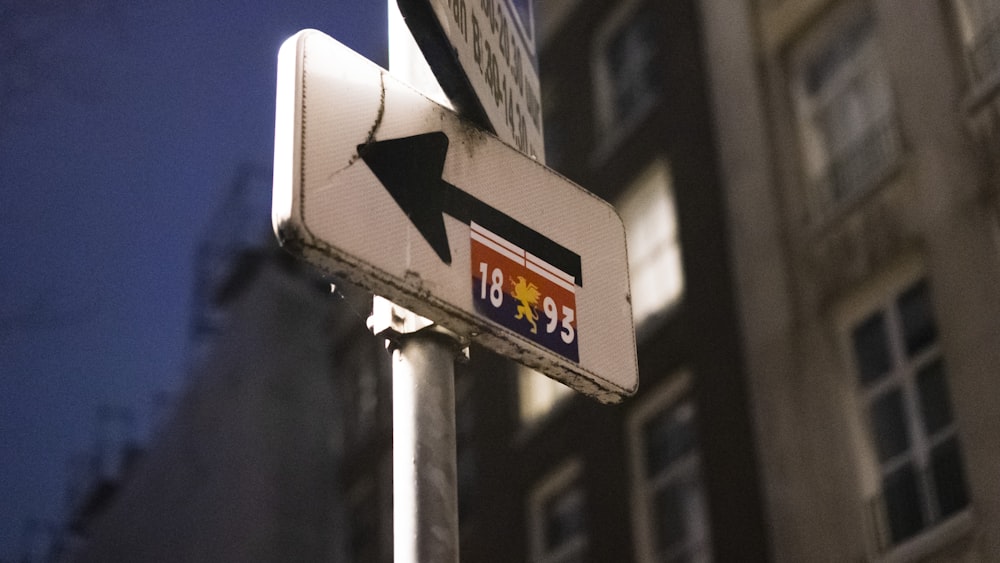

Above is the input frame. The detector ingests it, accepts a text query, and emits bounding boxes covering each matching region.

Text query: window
[953,0,1000,85]
[617,159,684,334]
[518,364,573,425]
[528,460,588,563]
[628,374,712,563]
[790,7,901,218]
[847,279,970,551]
[592,0,662,144]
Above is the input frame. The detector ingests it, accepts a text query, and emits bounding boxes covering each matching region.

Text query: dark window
[898,280,937,358]
[870,390,910,462]
[853,312,891,385]
[531,461,588,563]
[598,2,662,132]
[543,486,586,550]
[916,359,953,435]
[851,279,970,550]
[882,464,925,543]
[636,397,712,562]
[931,438,970,518]
[644,401,696,477]
[606,12,661,116]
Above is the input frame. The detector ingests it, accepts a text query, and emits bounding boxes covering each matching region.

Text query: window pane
[826,111,898,202]
[931,437,970,518]
[795,10,898,213]
[543,486,586,551]
[617,160,684,327]
[654,482,688,553]
[916,358,953,435]
[644,401,696,477]
[898,280,938,358]
[606,6,660,122]
[518,366,572,424]
[883,464,925,544]
[805,16,874,94]
[852,312,891,385]
[654,474,712,563]
[631,243,684,324]
[870,390,910,462]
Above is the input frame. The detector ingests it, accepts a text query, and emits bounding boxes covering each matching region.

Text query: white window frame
[836,261,973,560]
[626,372,713,563]
[527,459,588,563]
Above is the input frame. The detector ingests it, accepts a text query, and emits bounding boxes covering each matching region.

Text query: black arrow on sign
[358,132,582,287]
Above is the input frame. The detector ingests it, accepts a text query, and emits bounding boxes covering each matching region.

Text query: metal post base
[368,297,466,563]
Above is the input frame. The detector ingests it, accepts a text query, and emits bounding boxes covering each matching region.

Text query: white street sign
[272,30,636,402]
[396,0,545,161]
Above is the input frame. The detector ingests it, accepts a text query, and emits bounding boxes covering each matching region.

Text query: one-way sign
[272,30,637,402]
[358,132,579,280]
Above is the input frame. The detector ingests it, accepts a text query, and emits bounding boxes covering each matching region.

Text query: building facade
[705,0,1000,560]
[62,167,349,562]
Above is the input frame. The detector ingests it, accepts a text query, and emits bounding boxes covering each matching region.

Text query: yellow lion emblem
[512,276,541,334]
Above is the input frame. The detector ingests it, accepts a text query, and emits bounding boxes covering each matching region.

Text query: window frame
[591,0,662,156]
[626,372,713,563]
[786,1,902,222]
[615,157,684,339]
[836,263,973,560]
[527,458,589,563]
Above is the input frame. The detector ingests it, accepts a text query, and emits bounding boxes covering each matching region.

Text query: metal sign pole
[377,9,463,560]
[369,297,466,563]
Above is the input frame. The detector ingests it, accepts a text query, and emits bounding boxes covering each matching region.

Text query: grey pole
[369,298,465,563]
[392,329,460,563]
[381,4,465,558]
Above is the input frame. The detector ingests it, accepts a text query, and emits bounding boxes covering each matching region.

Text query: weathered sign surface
[272,29,637,402]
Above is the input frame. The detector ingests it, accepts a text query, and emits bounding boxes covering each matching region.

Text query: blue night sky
[0,1,385,557]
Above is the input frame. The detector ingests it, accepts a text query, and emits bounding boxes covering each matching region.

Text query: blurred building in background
[56,0,1000,562]
[56,169,349,562]
[706,0,1000,560]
